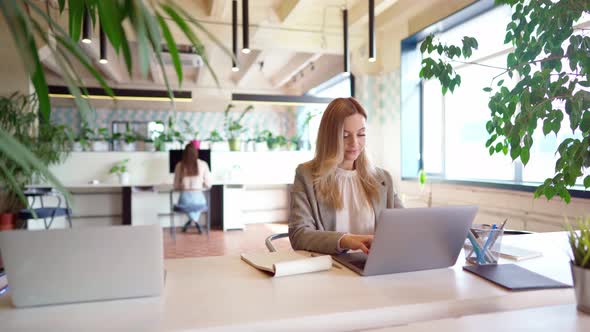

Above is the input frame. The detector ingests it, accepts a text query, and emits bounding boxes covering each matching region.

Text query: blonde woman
[289,97,404,254]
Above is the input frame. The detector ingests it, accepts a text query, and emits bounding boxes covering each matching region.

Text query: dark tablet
[463,264,572,291]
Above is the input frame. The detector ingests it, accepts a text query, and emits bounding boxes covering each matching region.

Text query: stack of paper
[241,251,333,277]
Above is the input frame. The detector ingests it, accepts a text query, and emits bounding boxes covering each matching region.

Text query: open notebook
[241,251,333,277]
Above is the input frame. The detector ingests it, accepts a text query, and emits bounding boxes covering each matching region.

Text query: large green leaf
[96,1,123,51]
[161,3,221,87]
[157,13,183,85]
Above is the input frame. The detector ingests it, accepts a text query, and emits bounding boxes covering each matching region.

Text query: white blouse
[173,159,211,190]
[334,167,375,235]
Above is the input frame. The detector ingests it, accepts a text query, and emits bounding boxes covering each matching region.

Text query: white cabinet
[223,185,245,231]
[131,190,159,226]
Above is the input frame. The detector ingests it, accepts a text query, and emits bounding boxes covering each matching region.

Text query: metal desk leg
[169,191,176,242]
[206,191,211,239]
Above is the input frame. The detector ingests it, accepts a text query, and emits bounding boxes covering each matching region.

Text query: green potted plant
[288,135,299,151]
[224,104,254,151]
[207,129,226,151]
[120,125,139,152]
[91,127,111,152]
[73,124,93,152]
[566,217,590,314]
[153,117,184,151]
[274,135,288,151]
[253,131,269,152]
[182,120,200,145]
[260,130,287,151]
[109,159,130,185]
[0,93,72,231]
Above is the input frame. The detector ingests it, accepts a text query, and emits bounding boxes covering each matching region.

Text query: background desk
[0,232,576,331]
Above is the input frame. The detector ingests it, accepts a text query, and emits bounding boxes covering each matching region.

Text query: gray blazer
[288,162,404,254]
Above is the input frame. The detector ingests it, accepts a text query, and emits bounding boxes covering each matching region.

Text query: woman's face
[342,113,366,164]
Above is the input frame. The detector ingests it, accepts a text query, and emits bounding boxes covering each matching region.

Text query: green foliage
[92,128,110,141]
[418,169,427,187]
[75,124,94,151]
[419,0,590,203]
[0,0,231,212]
[153,117,184,151]
[566,217,590,269]
[109,159,129,176]
[224,104,254,140]
[181,120,199,141]
[259,130,287,150]
[0,93,72,213]
[207,130,224,143]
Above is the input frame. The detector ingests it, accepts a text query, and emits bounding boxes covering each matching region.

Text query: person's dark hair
[180,143,199,176]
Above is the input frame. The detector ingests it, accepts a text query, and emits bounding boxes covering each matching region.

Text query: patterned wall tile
[51,107,295,139]
[356,69,401,126]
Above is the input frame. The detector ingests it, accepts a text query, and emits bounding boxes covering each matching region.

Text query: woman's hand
[339,234,374,254]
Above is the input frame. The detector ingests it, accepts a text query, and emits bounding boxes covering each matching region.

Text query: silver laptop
[0,224,164,307]
[334,205,478,276]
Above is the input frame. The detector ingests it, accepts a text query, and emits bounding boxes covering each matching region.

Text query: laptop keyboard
[349,259,366,270]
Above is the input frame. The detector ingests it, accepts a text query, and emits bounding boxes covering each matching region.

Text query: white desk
[365,304,590,332]
[0,232,576,331]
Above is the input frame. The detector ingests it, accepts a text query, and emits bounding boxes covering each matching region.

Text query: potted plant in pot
[182,120,200,148]
[567,218,590,314]
[0,93,72,231]
[156,117,185,151]
[224,104,254,152]
[261,130,287,151]
[109,159,130,185]
[274,135,288,151]
[121,127,139,152]
[253,131,269,152]
[91,127,111,152]
[288,135,300,151]
[207,129,226,151]
[73,124,93,152]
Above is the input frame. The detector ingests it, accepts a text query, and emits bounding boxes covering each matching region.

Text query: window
[403,3,590,194]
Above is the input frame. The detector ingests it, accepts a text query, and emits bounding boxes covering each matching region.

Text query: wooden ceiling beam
[274,0,302,23]
[271,52,321,88]
[205,0,229,19]
[230,49,263,86]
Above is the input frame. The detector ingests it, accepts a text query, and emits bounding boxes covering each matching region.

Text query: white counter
[49,151,312,186]
[42,151,313,228]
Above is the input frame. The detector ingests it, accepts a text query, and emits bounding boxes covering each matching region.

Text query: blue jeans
[177,191,207,221]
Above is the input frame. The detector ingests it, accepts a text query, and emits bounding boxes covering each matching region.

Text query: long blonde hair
[310,97,380,210]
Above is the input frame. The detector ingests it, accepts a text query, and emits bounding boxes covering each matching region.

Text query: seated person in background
[173,141,211,233]
[289,97,404,255]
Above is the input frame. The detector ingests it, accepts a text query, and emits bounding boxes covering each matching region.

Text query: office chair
[169,189,211,240]
[174,204,208,234]
[18,187,72,229]
[265,233,289,252]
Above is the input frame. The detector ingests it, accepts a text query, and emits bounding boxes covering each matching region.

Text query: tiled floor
[163,222,292,259]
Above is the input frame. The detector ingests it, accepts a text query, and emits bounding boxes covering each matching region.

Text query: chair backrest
[265,233,289,252]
